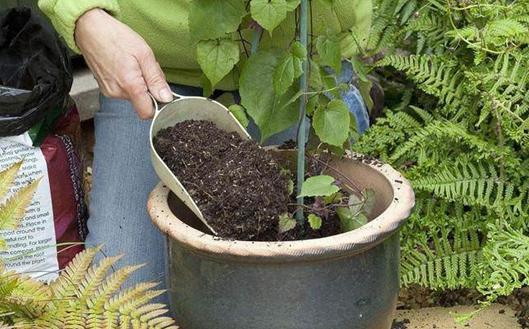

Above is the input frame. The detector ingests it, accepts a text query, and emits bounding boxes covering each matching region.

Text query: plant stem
[296,0,309,223]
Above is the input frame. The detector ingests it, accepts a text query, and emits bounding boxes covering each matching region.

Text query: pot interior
[167,154,395,236]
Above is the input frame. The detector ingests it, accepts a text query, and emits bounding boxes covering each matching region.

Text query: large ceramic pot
[147,152,415,329]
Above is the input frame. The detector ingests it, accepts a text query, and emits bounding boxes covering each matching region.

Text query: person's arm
[38,1,173,118]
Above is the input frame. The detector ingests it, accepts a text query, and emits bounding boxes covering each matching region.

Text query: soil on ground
[391,319,410,329]
[154,120,341,241]
[398,285,529,328]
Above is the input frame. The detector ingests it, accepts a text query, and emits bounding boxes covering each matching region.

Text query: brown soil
[154,120,289,241]
[154,120,342,241]
[499,287,529,328]
[391,319,410,329]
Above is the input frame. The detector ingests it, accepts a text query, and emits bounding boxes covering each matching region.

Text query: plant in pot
[147,1,414,329]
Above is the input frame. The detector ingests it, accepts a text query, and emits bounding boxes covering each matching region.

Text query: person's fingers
[116,58,155,118]
[137,47,173,103]
[128,82,154,119]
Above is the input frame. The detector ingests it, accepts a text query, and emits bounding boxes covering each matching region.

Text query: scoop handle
[148,91,185,114]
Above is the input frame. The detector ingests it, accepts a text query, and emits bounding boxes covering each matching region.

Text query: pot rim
[147,152,415,262]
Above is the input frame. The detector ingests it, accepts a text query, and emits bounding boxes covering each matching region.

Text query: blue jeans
[86,84,204,305]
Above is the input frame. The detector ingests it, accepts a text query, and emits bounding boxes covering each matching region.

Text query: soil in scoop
[154,120,341,241]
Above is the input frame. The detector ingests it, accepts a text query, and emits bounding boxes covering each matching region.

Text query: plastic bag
[0,7,72,137]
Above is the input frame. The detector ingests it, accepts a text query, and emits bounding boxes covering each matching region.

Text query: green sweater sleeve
[38,0,120,53]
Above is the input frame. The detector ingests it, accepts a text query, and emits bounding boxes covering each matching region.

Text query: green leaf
[316,35,342,73]
[354,213,368,228]
[336,207,368,232]
[240,49,299,141]
[362,189,376,215]
[299,175,340,197]
[313,99,350,146]
[287,179,294,195]
[197,39,240,87]
[308,214,322,230]
[228,104,249,128]
[189,0,246,41]
[322,72,337,91]
[0,178,41,231]
[306,95,319,115]
[323,191,342,205]
[0,161,23,200]
[0,238,6,251]
[347,193,364,215]
[358,79,374,112]
[279,213,296,233]
[251,0,288,32]
[285,0,301,11]
[273,50,304,96]
[350,57,369,82]
[309,60,323,90]
[336,207,354,232]
[291,41,307,59]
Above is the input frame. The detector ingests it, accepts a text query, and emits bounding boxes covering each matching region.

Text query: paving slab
[395,304,520,329]
[70,68,99,121]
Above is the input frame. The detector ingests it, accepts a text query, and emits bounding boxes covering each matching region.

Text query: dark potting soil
[154,120,341,241]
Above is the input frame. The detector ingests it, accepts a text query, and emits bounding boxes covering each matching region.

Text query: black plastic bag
[0,7,72,137]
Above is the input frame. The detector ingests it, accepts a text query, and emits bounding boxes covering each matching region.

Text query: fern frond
[390,120,511,163]
[409,105,434,123]
[484,19,529,45]
[0,161,23,200]
[76,254,123,301]
[400,198,486,289]
[88,264,144,312]
[0,270,51,320]
[401,235,483,289]
[377,55,468,109]
[413,161,516,210]
[104,282,160,313]
[478,226,529,300]
[15,248,177,328]
[50,246,101,299]
[0,178,41,231]
[406,12,447,53]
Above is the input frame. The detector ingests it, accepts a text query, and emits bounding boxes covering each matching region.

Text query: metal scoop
[149,92,251,235]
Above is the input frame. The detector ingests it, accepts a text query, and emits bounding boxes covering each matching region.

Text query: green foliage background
[352,0,529,302]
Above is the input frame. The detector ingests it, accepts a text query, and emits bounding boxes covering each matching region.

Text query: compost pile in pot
[154,120,292,241]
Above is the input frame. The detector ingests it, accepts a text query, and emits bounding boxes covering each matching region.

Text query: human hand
[75,8,172,119]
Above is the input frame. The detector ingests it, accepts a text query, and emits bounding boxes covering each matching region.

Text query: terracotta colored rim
[147,152,415,263]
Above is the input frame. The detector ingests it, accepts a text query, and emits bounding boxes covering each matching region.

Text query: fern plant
[0,161,40,251]
[353,0,529,301]
[0,161,177,328]
[1,247,178,328]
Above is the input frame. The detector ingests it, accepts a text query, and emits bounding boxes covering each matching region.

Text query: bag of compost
[0,7,87,281]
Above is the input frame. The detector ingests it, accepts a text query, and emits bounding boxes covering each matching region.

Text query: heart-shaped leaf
[189,0,246,41]
[251,0,288,32]
[279,213,297,233]
[299,175,340,197]
[197,39,240,87]
[308,214,322,230]
[313,99,350,146]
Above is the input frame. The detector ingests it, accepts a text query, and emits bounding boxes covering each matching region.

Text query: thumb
[138,49,173,103]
